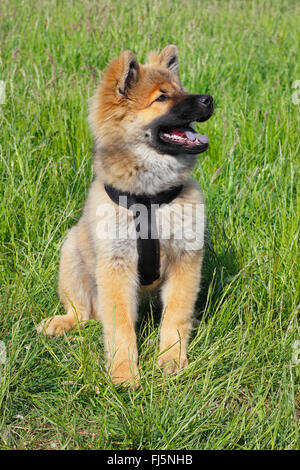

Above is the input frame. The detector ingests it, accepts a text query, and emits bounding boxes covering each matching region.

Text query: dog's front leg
[96,260,139,386]
[159,251,203,374]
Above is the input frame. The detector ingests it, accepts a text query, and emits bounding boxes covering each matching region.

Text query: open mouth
[159,125,209,152]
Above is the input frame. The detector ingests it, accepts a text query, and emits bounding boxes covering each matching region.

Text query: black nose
[198,94,213,107]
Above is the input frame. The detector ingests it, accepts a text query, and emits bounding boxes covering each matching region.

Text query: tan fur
[96,261,139,383]
[159,251,203,373]
[38,46,206,386]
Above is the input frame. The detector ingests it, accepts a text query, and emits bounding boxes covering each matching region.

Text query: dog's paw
[37,315,75,336]
[158,353,188,375]
[111,362,140,388]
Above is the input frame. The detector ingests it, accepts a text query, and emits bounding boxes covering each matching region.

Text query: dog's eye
[155,94,168,102]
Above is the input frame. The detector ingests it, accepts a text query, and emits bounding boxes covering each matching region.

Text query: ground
[0,0,299,450]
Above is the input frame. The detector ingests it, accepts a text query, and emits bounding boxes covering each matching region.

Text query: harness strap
[104,184,183,286]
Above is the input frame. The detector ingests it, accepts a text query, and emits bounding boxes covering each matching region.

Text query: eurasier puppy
[39,45,214,385]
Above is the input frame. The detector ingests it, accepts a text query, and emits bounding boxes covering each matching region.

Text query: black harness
[104,184,183,286]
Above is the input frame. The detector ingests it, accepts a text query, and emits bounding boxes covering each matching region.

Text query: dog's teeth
[163,133,185,142]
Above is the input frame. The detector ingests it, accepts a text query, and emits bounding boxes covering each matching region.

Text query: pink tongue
[170,128,209,144]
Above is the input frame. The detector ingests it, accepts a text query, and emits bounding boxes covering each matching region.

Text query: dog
[39,45,214,385]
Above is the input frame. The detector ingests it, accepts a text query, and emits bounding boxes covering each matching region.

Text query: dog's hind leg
[38,226,96,335]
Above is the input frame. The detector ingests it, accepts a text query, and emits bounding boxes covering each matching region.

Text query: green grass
[0,0,299,450]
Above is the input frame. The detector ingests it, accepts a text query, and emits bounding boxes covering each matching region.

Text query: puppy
[39,45,213,385]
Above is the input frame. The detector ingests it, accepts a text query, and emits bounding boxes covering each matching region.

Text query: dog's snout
[198,94,213,107]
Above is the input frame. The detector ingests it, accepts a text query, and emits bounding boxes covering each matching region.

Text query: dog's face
[90,45,213,158]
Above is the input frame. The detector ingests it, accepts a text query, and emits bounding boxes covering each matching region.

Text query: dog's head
[90,45,213,157]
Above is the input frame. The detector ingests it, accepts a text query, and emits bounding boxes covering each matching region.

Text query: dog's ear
[117,50,139,97]
[158,45,179,76]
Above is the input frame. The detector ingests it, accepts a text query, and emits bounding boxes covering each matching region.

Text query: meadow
[0,0,299,450]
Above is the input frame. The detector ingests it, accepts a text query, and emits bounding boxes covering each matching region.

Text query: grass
[0,0,299,450]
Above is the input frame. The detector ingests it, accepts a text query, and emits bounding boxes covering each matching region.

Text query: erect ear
[117,50,139,97]
[158,44,179,76]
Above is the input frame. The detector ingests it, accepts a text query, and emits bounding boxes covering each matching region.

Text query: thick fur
[39,45,210,385]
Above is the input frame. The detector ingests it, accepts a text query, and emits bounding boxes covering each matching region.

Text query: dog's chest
[156,202,205,254]
[106,201,205,259]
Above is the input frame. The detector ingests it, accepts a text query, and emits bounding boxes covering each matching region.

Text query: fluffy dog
[39,45,214,385]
